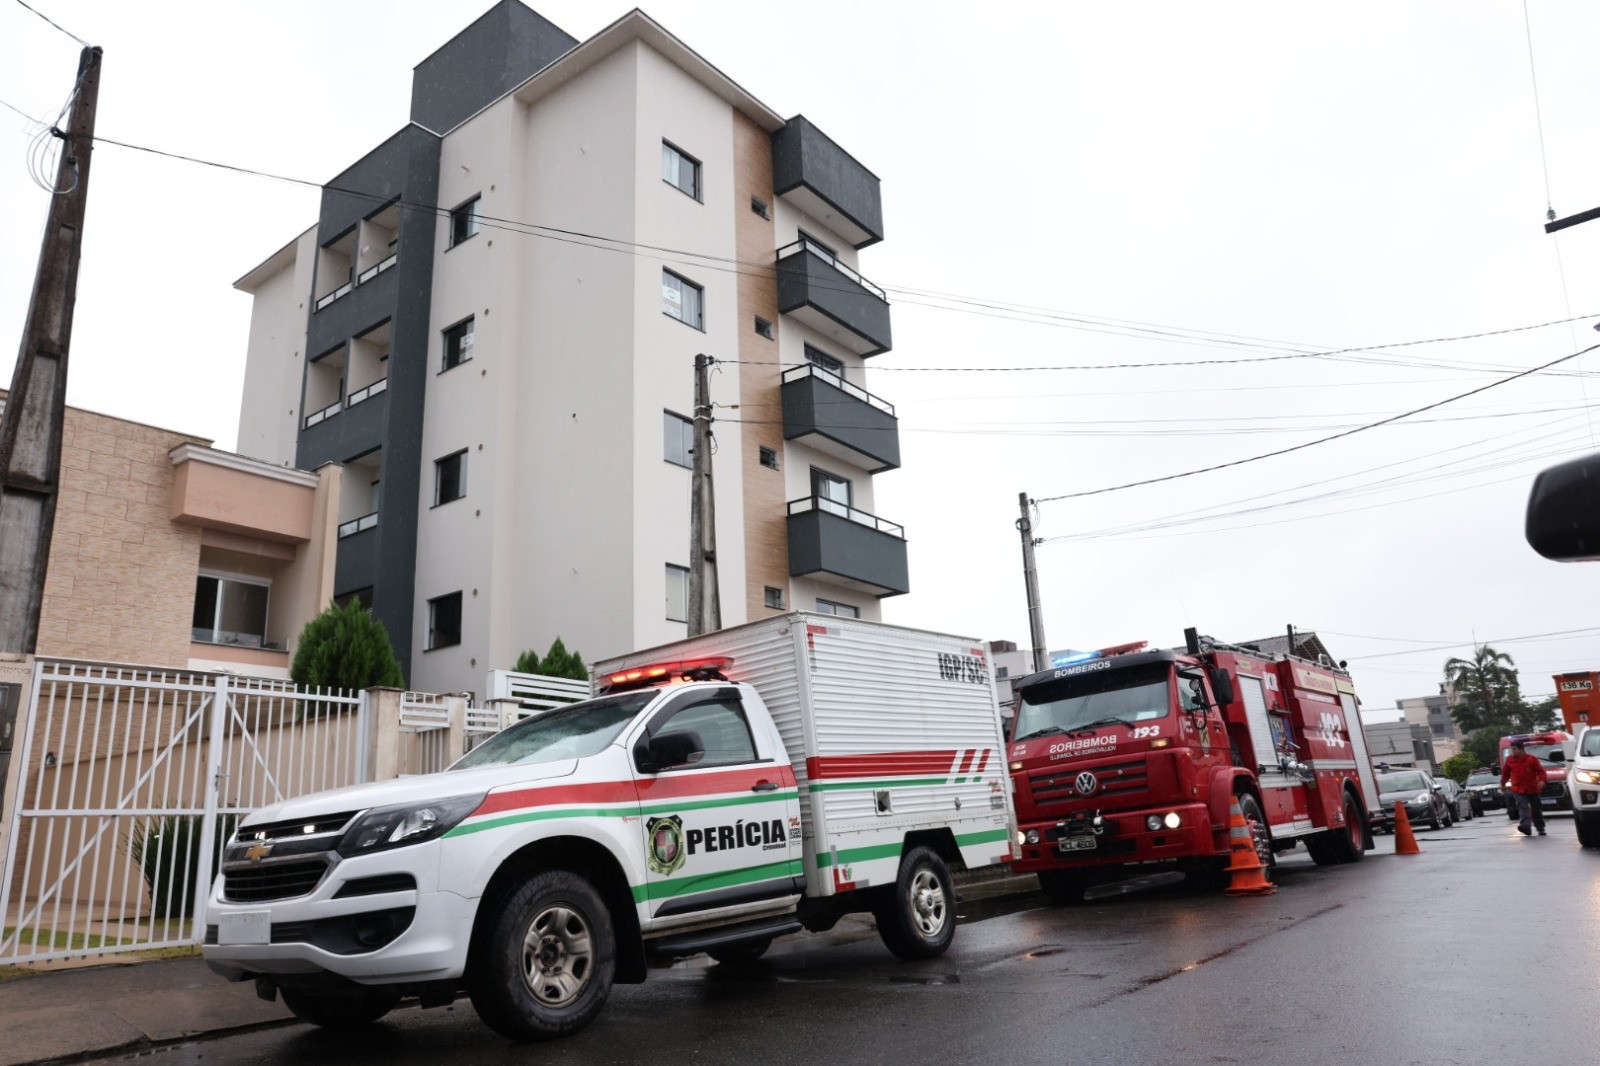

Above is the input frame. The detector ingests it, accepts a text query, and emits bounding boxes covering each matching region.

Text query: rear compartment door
[631,688,804,922]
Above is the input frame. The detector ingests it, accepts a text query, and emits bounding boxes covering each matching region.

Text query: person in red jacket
[1501,741,1549,836]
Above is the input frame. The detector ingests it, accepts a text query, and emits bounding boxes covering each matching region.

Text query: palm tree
[1442,645,1521,734]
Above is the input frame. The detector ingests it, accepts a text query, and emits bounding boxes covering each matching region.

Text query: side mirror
[1209,668,1235,707]
[1526,452,1600,561]
[637,730,704,772]
[1547,749,1565,764]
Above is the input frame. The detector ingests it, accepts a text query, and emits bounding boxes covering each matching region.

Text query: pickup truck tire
[707,937,772,964]
[470,870,616,1041]
[874,846,955,960]
[280,988,399,1029]
[1575,812,1600,849]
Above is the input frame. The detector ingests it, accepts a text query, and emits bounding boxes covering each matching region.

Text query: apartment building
[1397,690,1462,762]
[234,3,907,695]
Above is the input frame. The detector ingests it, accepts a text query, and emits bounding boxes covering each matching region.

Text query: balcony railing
[781,363,900,472]
[347,377,388,408]
[777,238,886,300]
[775,240,892,356]
[356,253,398,286]
[303,398,343,429]
[314,279,352,311]
[314,253,397,312]
[782,363,894,416]
[338,511,378,538]
[787,495,903,538]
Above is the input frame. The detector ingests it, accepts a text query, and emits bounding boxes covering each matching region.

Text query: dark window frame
[750,196,771,220]
[449,195,481,248]
[754,316,774,339]
[759,446,779,470]
[662,270,705,331]
[815,598,859,618]
[642,695,760,771]
[763,586,785,610]
[664,410,694,469]
[442,316,475,372]
[427,591,463,651]
[661,140,702,201]
[434,449,468,506]
[665,563,690,623]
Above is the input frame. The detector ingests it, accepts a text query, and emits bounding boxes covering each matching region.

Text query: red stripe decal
[954,749,975,776]
[807,750,963,779]
[972,749,990,776]
[470,765,796,818]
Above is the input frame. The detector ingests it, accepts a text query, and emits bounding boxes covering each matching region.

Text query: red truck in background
[1007,629,1381,902]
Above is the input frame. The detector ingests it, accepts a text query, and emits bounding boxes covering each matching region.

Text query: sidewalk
[0,869,1040,1064]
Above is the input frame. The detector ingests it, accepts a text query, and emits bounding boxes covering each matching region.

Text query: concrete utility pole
[687,354,720,637]
[1016,492,1047,672]
[0,46,103,655]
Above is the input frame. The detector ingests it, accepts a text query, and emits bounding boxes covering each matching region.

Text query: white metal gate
[0,661,366,965]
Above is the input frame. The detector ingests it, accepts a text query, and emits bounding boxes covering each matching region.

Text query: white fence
[0,662,588,965]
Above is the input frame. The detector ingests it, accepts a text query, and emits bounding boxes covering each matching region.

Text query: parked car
[1465,769,1503,814]
[1435,776,1474,821]
[1373,769,1453,831]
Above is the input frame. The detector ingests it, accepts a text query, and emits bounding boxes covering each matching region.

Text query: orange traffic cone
[1223,797,1276,897]
[1392,801,1421,855]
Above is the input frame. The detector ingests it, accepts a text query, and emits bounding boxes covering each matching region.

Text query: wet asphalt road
[102,813,1598,1065]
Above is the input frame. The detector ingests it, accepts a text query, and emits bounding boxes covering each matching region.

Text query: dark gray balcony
[776,240,892,357]
[772,116,884,248]
[334,523,379,593]
[787,497,909,597]
[781,364,899,473]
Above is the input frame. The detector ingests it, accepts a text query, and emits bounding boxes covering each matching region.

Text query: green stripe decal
[813,827,1011,868]
[630,859,804,904]
[445,790,799,837]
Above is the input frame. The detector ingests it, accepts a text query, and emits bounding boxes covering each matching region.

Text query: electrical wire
[12,0,88,47]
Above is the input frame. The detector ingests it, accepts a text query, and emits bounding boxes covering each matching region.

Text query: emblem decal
[646,815,686,875]
[1075,771,1099,796]
[244,843,272,863]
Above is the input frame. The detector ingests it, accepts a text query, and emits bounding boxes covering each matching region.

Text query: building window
[442,317,474,371]
[192,574,270,648]
[811,467,851,517]
[804,343,844,376]
[815,598,859,618]
[449,196,480,247]
[434,449,467,505]
[996,666,1010,680]
[798,228,838,259]
[664,411,694,468]
[661,141,701,200]
[759,446,779,470]
[666,564,690,623]
[764,586,785,610]
[662,270,704,330]
[427,592,462,650]
[750,196,770,220]
[754,316,774,339]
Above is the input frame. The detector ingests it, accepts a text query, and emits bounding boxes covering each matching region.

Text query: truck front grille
[223,859,330,902]
[1028,756,1149,811]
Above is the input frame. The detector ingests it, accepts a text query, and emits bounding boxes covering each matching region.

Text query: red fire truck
[1007,629,1381,901]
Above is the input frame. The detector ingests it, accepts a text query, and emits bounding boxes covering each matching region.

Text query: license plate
[1058,835,1098,853]
[217,910,271,945]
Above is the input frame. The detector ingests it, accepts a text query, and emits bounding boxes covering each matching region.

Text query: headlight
[1413,793,1432,804]
[1146,815,1162,831]
[1163,811,1181,829]
[336,794,485,857]
[1026,829,1040,845]
[1575,768,1600,785]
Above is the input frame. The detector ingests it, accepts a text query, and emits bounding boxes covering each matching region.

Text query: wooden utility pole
[0,46,103,654]
[687,354,720,636]
[1016,492,1047,672]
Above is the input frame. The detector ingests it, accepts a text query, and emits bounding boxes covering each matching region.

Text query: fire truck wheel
[707,937,772,964]
[1235,792,1275,870]
[874,846,956,960]
[279,987,399,1029]
[1310,793,1367,865]
[470,870,616,1041]
[1037,869,1094,904]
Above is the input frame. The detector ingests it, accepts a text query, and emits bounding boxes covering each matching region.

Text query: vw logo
[1075,771,1099,796]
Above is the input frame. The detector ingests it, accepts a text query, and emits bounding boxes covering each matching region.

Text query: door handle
[751,781,777,793]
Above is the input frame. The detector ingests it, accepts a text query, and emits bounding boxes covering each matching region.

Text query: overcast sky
[5,1,1600,722]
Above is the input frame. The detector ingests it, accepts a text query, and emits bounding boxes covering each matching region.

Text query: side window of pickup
[648,698,758,770]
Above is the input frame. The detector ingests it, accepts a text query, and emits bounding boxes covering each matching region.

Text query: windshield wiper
[1013,726,1067,742]
[1073,716,1131,731]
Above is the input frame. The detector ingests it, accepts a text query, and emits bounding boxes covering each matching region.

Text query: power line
[1347,626,1600,661]
[1032,341,1600,503]
[11,0,88,47]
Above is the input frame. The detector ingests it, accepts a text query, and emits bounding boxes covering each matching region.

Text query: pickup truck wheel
[707,937,772,964]
[1575,812,1600,849]
[470,870,615,1041]
[280,988,398,1029]
[874,846,955,960]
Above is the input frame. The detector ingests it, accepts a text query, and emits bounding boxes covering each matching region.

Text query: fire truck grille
[223,859,330,902]
[1028,757,1148,810]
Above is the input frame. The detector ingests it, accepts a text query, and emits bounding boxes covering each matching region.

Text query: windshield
[1512,743,1564,762]
[452,690,656,770]
[1013,663,1171,741]
[1466,772,1497,786]
[1378,771,1428,793]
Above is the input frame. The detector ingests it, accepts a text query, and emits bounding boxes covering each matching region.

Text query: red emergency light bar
[602,656,733,692]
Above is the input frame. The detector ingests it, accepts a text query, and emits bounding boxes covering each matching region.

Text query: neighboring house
[1398,690,1461,763]
[233,3,905,696]
[0,390,339,678]
[1365,720,1438,772]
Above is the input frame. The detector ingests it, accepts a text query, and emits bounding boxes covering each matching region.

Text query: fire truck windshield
[452,690,657,769]
[1012,663,1171,742]
[1513,742,1565,763]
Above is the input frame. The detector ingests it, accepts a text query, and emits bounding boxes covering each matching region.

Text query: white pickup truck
[1566,725,1600,848]
[203,614,1013,1040]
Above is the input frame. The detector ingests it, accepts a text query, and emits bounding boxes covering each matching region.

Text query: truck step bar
[644,915,804,958]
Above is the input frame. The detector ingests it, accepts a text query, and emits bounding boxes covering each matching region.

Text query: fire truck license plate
[1058,835,1097,853]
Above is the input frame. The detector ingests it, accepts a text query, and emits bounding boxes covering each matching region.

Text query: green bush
[513,637,587,679]
[291,599,404,693]
[127,814,239,918]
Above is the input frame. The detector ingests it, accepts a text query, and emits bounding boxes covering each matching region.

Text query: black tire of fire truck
[874,847,956,960]
[1575,812,1600,849]
[1235,791,1276,872]
[470,870,617,1041]
[1305,792,1367,866]
[707,937,772,964]
[1036,868,1099,904]
[279,987,400,1029]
